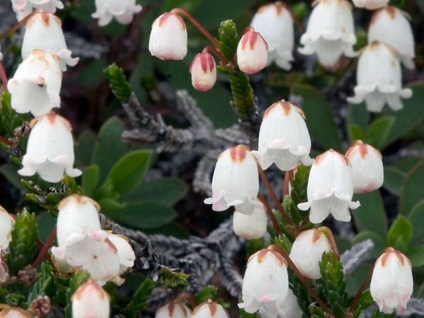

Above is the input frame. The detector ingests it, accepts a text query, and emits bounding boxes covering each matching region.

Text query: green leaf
[82,165,99,197]
[98,198,126,211]
[291,164,311,206]
[7,210,38,274]
[384,83,424,146]
[218,20,239,61]
[106,201,177,229]
[347,124,365,143]
[346,101,369,133]
[352,289,374,318]
[104,64,133,103]
[92,117,129,184]
[383,166,406,195]
[407,200,424,245]
[122,278,155,318]
[28,263,54,304]
[157,267,189,289]
[399,160,424,216]
[37,212,56,243]
[387,215,412,251]
[75,129,97,167]
[352,191,387,239]
[407,245,424,267]
[106,150,152,194]
[0,163,25,190]
[354,231,387,259]
[364,116,395,150]
[194,286,218,305]
[290,84,341,151]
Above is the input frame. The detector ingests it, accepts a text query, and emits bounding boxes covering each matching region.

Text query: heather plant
[0,0,423,317]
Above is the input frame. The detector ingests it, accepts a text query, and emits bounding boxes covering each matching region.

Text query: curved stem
[348,267,373,312]
[0,10,38,40]
[202,46,227,65]
[269,244,331,314]
[0,63,8,90]
[258,194,281,236]
[32,227,56,268]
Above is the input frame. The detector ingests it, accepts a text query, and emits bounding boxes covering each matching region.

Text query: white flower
[298,149,360,224]
[204,145,262,215]
[233,206,267,240]
[370,248,413,314]
[345,140,384,193]
[18,113,82,183]
[0,206,14,251]
[22,12,79,71]
[190,52,216,92]
[192,301,229,318]
[107,233,136,275]
[352,0,388,10]
[237,28,268,74]
[0,308,32,317]
[250,2,294,70]
[289,228,332,279]
[11,0,64,21]
[92,0,142,26]
[368,6,415,69]
[239,249,289,316]
[71,279,110,318]
[273,289,302,318]
[8,50,62,117]
[299,0,357,69]
[155,302,192,318]
[149,13,187,60]
[347,41,412,112]
[252,100,312,171]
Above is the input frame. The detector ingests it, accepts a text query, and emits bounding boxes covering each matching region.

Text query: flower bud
[299,0,357,68]
[190,52,217,92]
[149,13,187,60]
[233,206,267,240]
[347,41,412,112]
[250,2,294,70]
[8,50,62,117]
[92,0,142,26]
[252,100,312,171]
[239,248,289,316]
[204,145,262,215]
[370,248,413,314]
[192,301,229,318]
[298,149,360,224]
[22,12,79,71]
[289,228,332,279]
[352,0,388,10]
[11,0,64,21]
[0,308,32,317]
[236,28,268,74]
[18,113,82,183]
[368,6,415,69]
[345,140,384,193]
[0,206,14,251]
[155,302,191,318]
[71,279,110,318]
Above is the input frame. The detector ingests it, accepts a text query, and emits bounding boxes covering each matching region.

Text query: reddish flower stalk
[258,194,281,236]
[32,227,56,268]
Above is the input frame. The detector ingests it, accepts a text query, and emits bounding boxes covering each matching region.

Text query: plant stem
[0,63,8,90]
[258,194,281,236]
[32,227,56,268]
[348,267,373,312]
[0,10,38,40]
[269,244,331,314]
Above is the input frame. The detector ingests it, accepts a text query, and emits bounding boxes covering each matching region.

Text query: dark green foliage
[157,267,189,289]
[351,289,374,318]
[217,20,239,62]
[194,285,218,304]
[7,210,38,274]
[104,64,132,104]
[288,270,312,317]
[122,278,155,318]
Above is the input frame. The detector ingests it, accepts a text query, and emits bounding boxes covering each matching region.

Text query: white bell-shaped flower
[71,279,110,318]
[252,100,312,171]
[22,12,79,71]
[299,0,357,68]
[155,302,192,318]
[92,0,142,26]
[298,149,360,224]
[347,41,412,112]
[272,289,302,318]
[0,308,32,317]
[368,7,415,69]
[345,140,384,193]
[107,233,136,274]
[0,206,15,251]
[239,248,289,316]
[289,228,332,279]
[370,248,413,314]
[352,0,388,10]
[250,2,294,70]
[192,301,229,318]
[233,206,267,240]
[8,49,62,117]
[18,113,82,183]
[237,28,268,74]
[204,145,262,215]
[190,52,216,92]
[11,0,64,21]
[149,13,187,60]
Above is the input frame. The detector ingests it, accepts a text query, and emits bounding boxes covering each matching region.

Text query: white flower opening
[11,0,64,21]
[92,0,142,27]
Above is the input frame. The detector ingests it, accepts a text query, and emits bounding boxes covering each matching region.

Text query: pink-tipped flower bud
[190,52,217,92]
[289,228,332,279]
[149,13,187,60]
[71,280,110,318]
[155,301,192,318]
[345,140,384,193]
[0,206,14,251]
[237,28,268,74]
[192,301,229,318]
[370,248,413,314]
